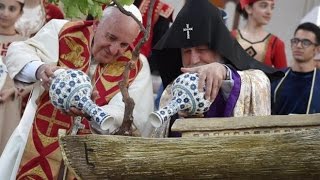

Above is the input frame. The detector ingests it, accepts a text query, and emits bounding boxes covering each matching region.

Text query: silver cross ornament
[183,24,193,39]
[70,116,85,135]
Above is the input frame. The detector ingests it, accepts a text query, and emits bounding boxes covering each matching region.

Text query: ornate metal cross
[183,24,193,39]
[70,116,85,135]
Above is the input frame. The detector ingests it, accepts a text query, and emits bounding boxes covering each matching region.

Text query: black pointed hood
[153,0,284,88]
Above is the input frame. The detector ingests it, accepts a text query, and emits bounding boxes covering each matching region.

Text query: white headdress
[300,6,320,60]
[122,4,142,23]
[15,0,46,37]
[103,4,143,23]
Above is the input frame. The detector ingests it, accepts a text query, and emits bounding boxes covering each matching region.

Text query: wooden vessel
[59,114,320,179]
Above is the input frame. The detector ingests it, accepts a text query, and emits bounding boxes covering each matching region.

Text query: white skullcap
[122,4,142,23]
[16,0,24,3]
[103,4,142,23]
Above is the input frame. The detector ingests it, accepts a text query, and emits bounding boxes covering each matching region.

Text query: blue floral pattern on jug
[0,64,7,79]
[49,69,112,127]
[150,72,213,126]
[0,65,5,76]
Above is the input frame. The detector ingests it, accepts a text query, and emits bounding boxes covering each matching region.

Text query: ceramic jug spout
[145,72,213,136]
[49,69,115,133]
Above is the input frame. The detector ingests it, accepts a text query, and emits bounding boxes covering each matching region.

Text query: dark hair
[18,2,24,12]
[236,2,254,19]
[295,22,320,45]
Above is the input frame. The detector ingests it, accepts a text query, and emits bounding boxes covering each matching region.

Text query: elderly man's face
[92,8,140,64]
[181,45,220,67]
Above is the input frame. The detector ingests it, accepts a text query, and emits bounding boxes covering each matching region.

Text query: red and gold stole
[17,20,142,179]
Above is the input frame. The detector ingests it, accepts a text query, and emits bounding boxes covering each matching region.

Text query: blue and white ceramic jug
[148,72,213,129]
[49,69,114,131]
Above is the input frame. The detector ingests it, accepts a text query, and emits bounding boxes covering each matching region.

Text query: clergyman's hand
[36,64,61,90]
[181,62,226,101]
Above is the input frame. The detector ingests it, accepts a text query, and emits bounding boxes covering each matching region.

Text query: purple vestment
[205,68,241,117]
[170,68,241,137]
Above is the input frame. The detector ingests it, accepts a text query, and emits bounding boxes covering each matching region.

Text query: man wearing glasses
[271,22,320,115]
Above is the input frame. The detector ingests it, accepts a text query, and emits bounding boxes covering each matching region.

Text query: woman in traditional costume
[0,0,63,153]
[0,0,26,154]
[231,0,287,69]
